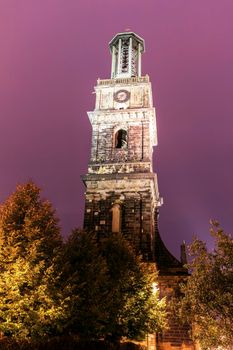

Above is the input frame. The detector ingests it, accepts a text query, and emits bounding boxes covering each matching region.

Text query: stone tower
[82,32,195,350]
[82,32,162,261]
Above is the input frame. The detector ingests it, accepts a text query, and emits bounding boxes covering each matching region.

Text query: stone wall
[157,275,195,350]
[83,178,157,261]
[88,112,155,164]
[95,78,153,111]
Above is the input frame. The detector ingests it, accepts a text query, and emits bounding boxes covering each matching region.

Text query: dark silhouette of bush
[0,337,146,350]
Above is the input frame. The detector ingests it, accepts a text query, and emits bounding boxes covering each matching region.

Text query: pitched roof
[154,218,189,276]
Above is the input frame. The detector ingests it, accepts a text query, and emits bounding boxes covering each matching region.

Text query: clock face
[114,89,130,103]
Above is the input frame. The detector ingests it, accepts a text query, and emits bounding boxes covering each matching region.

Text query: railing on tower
[97,75,149,86]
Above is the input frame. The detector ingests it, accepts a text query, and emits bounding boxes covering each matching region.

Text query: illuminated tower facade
[82,32,194,350]
[82,32,162,261]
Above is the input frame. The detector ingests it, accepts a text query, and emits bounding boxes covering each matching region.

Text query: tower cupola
[109,32,145,79]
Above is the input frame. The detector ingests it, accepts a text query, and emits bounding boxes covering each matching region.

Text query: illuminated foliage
[0,182,167,344]
[0,182,61,264]
[0,257,63,338]
[0,182,63,339]
[100,233,167,342]
[179,221,233,349]
[60,231,167,342]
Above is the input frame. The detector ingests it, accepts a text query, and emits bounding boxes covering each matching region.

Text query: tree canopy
[179,221,233,350]
[58,230,167,343]
[0,182,167,345]
[0,182,62,264]
[0,182,63,339]
[99,233,167,342]
[57,229,109,339]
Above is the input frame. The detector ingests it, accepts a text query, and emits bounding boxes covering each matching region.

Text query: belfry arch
[115,129,127,149]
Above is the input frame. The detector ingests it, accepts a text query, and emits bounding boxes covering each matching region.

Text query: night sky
[1,0,233,258]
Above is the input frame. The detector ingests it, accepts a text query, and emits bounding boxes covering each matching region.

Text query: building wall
[157,275,195,350]
[83,177,157,261]
[88,110,156,164]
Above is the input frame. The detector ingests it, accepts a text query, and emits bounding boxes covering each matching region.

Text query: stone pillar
[129,36,133,77]
[117,38,122,75]
[138,43,142,77]
[111,203,121,232]
[111,45,116,78]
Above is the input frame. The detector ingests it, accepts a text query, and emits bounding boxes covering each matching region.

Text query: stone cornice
[97,75,149,86]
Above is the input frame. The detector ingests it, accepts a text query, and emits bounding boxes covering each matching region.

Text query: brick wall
[157,275,194,349]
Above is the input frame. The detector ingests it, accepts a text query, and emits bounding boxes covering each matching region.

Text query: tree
[0,183,167,344]
[58,229,109,339]
[100,233,167,342]
[59,230,167,343]
[179,221,233,350]
[0,182,63,339]
[0,181,62,264]
[0,255,64,339]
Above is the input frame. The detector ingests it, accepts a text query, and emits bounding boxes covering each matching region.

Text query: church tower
[82,32,162,261]
[82,31,195,350]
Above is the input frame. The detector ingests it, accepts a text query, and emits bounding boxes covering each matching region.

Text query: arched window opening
[111,203,121,233]
[115,129,127,149]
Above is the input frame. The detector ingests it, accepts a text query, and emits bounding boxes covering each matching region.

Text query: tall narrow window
[111,203,121,233]
[115,129,127,149]
[121,39,129,72]
[131,46,138,76]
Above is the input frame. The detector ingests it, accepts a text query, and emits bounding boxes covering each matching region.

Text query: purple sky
[1,0,233,258]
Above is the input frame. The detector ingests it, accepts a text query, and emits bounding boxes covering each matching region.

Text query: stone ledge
[97,75,150,86]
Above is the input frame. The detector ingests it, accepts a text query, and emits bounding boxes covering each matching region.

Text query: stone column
[138,43,142,77]
[117,38,122,76]
[111,45,116,78]
[128,37,133,77]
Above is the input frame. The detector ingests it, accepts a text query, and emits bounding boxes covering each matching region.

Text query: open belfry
[82,32,195,350]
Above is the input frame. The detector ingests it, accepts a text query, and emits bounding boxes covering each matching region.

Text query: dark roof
[154,227,189,276]
[109,31,145,53]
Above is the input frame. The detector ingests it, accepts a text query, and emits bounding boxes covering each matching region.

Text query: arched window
[111,203,121,233]
[115,129,127,149]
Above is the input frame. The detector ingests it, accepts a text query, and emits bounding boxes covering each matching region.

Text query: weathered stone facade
[82,73,161,261]
[82,32,195,350]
